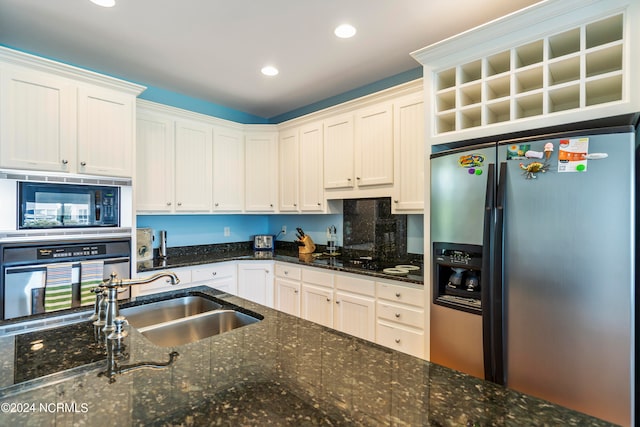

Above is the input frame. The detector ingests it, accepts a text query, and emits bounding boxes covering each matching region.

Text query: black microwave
[18,182,120,229]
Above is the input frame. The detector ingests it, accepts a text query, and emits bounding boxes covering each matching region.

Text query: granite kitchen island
[0,286,613,426]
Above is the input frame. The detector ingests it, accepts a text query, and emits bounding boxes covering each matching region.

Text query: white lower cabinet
[334,273,376,341]
[191,262,237,294]
[301,283,334,328]
[274,264,301,316]
[334,291,375,341]
[237,262,274,308]
[376,281,425,358]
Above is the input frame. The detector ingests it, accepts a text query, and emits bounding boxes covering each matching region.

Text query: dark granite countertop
[0,286,613,426]
[137,244,424,285]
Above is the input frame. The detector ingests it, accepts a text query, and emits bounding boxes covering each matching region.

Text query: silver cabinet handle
[293,203,297,207]
[215,203,219,207]
[395,292,401,298]
[284,271,289,275]
[212,272,217,276]
[167,202,172,206]
[336,300,340,304]
[177,202,182,206]
[347,178,352,181]
[395,313,401,318]
[395,338,401,344]
[294,289,298,294]
[265,270,269,274]
[356,176,361,180]
[326,298,331,302]
[394,200,399,203]
[80,161,87,166]
[317,202,321,206]
[61,159,68,165]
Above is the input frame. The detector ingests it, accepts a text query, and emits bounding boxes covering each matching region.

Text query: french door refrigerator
[429,114,636,427]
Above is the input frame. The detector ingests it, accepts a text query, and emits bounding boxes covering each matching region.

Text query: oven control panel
[37,244,107,260]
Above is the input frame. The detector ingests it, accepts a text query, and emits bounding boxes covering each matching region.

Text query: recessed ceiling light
[334,24,356,39]
[261,65,279,76]
[90,0,116,7]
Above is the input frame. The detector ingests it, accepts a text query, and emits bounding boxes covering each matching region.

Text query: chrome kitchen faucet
[91,272,180,333]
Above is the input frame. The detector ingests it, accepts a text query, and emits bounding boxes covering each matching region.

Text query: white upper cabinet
[323,113,354,189]
[392,93,425,213]
[354,101,394,187]
[77,86,134,177]
[175,120,213,212]
[136,112,175,212]
[412,0,640,144]
[245,131,278,212]
[278,128,300,212]
[213,127,244,211]
[298,121,324,212]
[0,47,143,177]
[0,68,75,173]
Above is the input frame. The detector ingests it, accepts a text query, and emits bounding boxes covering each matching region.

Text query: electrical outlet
[281,225,287,235]
[224,227,230,237]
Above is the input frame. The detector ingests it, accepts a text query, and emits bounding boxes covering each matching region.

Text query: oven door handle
[4,257,131,274]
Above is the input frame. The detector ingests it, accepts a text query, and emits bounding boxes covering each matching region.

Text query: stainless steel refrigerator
[429,114,636,426]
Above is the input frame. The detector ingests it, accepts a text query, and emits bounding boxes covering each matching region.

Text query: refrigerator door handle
[481,163,495,381]
[491,161,507,385]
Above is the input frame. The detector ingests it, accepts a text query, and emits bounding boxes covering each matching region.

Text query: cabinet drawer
[302,268,334,287]
[275,263,301,280]
[335,273,375,297]
[376,282,424,308]
[377,301,424,329]
[376,321,424,358]
[192,263,236,282]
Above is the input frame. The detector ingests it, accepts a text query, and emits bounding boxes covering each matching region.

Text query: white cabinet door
[393,94,425,212]
[237,262,274,308]
[278,128,299,212]
[136,113,174,212]
[301,283,333,328]
[77,86,134,177]
[323,113,354,189]
[0,68,74,173]
[213,127,244,211]
[354,102,393,187]
[334,291,375,341]
[175,120,212,212]
[245,131,277,211]
[275,277,301,316]
[298,122,324,211]
[302,283,334,328]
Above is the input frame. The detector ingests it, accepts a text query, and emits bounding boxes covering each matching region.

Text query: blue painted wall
[136,215,269,248]
[138,214,424,254]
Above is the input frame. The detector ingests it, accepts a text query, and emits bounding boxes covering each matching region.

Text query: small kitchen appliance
[253,235,275,253]
[136,228,153,261]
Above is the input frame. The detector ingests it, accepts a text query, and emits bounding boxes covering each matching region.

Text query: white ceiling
[0,0,541,120]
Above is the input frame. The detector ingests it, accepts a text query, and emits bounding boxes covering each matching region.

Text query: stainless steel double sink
[120,295,261,347]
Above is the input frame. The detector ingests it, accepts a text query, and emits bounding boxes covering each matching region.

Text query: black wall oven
[0,238,131,320]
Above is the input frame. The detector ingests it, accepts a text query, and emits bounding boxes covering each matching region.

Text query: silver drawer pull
[395,313,401,318]
[395,338,401,344]
[395,292,401,298]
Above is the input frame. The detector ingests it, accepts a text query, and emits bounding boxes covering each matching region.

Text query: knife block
[298,235,316,254]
